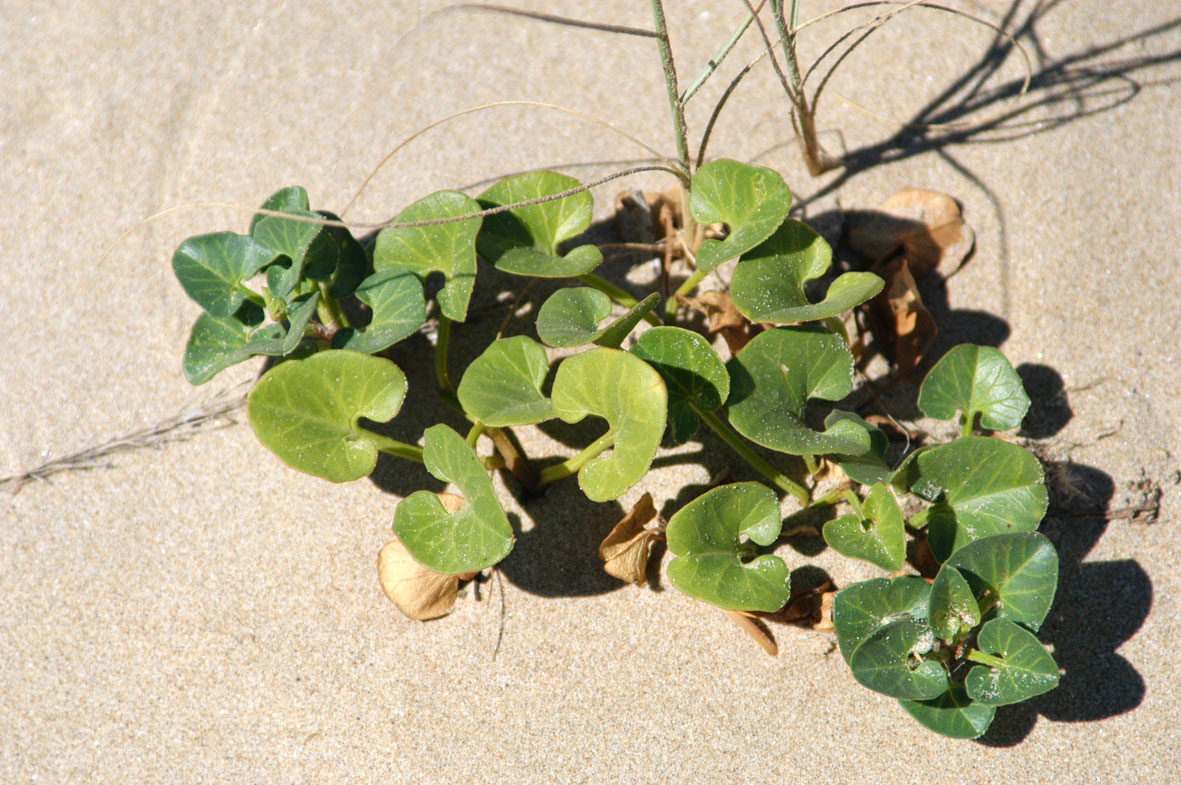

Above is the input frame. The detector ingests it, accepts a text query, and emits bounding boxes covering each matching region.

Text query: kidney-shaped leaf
[665,482,789,612]
[730,219,883,323]
[832,576,931,665]
[630,326,730,444]
[915,436,1048,560]
[330,269,426,355]
[899,683,996,739]
[536,288,659,349]
[946,532,1058,631]
[919,344,1030,432]
[928,565,982,640]
[373,190,482,321]
[247,350,407,482]
[250,186,310,233]
[393,424,514,574]
[477,171,602,278]
[689,159,792,272]
[965,618,1060,705]
[725,326,870,456]
[378,539,461,621]
[823,483,905,571]
[827,412,893,486]
[849,617,949,700]
[457,336,553,427]
[551,349,666,501]
[173,232,270,317]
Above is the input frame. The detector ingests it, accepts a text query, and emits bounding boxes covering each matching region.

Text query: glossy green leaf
[535,288,659,348]
[899,684,996,739]
[630,326,730,444]
[246,350,407,482]
[823,483,905,571]
[393,424,513,574]
[330,270,426,355]
[457,336,553,426]
[477,171,602,278]
[250,186,309,233]
[946,532,1059,631]
[173,232,269,317]
[373,190,482,321]
[551,349,666,501]
[280,292,320,355]
[891,447,941,503]
[689,159,792,272]
[928,565,981,640]
[183,303,269,384]
[252,209,324,300]
[919,344,1030,432]
[832,576,931,665]
[849,617,949,700]
[665,482,790,612]
[730,219,883,322]
[724,326,871,456]
[827,411,892,485]
[314,211,367,299]
[915,437,1048,560]
[965,618,1060,705]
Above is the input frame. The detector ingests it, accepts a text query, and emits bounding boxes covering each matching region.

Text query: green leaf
[827,412,893,486]
[928,565,982,640]
[252,209,324,300]
[945,532,1059,631]
[832,576,931,665]
[246,350,407,482]
[373,190,482,321]
[891,447,941,503]
[457,336,554,427]
[918,344,1030,432]
[280,292,320,355]
[665,482,790,612]
[823,483,905,571]
[172,232,269,317]
[535,288,659,348]
[551,348,666,502]
[849,617,949,700]
[477,171,602,278]
[730,219,883,322]
[914,437,1048,560]
[183,302,268,384]
[314,211,368,299]
[724,326,871,456]
[965,618,1060,705]
[689,159,792,272]
[330,270,426,355]
[393,424,513,574]
[250,186,310,234]
[630,326,730,445]
[899,684,996,739]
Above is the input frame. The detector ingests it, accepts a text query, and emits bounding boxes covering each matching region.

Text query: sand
[3,1,1179,782]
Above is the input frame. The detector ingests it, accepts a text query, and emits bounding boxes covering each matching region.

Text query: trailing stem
[771,0,840,175]
[694,405,811,506]
[537,431,614,489]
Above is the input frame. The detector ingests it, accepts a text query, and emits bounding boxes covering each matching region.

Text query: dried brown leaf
[378,540,461,621]
[873,255,936,376]
[679,291,755,353]
[814,590,835,632]
[599,492,662,586]
[722,609,778,656]
[848,188,975,277]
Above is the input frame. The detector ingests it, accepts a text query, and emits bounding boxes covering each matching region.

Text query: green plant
[169,2,1059,740]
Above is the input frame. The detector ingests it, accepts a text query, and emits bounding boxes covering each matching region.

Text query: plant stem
[680,5,760,104]
[649,0,691,178]
[964,649,1006,669]
[961,413,974,438]
[537,430,614,489]
[578,273,660,326]
[368,432,425,463]
[802,453,819,476]
[435,315,453,392]
[315,283,350,330]
[466,422,486,447]
[771,0,838,175]
[664,267,708,319]
[694,405,810,505]
[239,286,267,309]
[488,426,540,494]
[908,507,931,529]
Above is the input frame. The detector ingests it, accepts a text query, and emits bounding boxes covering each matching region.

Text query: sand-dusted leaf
[250,186,310,233]
[919,344,1031,432]
[915,437,1048,560]
[689,159,792,272]
[827,411,892,485]
[665,482,790,612]
[823,483,905,571]
[928,565,981,640]
[535,287,658,348]
[551,349,666,501]
[849,617,949,700]
[477,171,602,278]
[891,446,940,503]
[848,188,975,276]
[730,219,882,323]
[393,424,513,574]
[247,350,407,482]
[173,232,270,317]
[725,326,870,456]
[832,576,931,665]
[599,492,661,586]
[373,190,482,321]
[457,336,553,427]
[378,538,460,621]
[330,270,426,355]
[899,684,996,739]
[965,618,1060,705]
[946,532,1059,632]
[873,256,936,376]
[630,326,730,444]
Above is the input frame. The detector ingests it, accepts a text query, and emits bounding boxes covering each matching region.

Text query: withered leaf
[679,290,755,353]
[722,608,778,656]
[377,494,469,621]
[848,188,975,277]
[599,492,662,586]
[873,255,936,376]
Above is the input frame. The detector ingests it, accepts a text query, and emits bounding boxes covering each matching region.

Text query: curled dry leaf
[774,580,835,630]
[722,608,778,656]
[873,255,936,376]
[847,188,975,278]
[378,494,473,621]
[599,492,662,586]
[679,290,756,354]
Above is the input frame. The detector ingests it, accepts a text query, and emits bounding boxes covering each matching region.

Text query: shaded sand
[3,1,1179,781]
